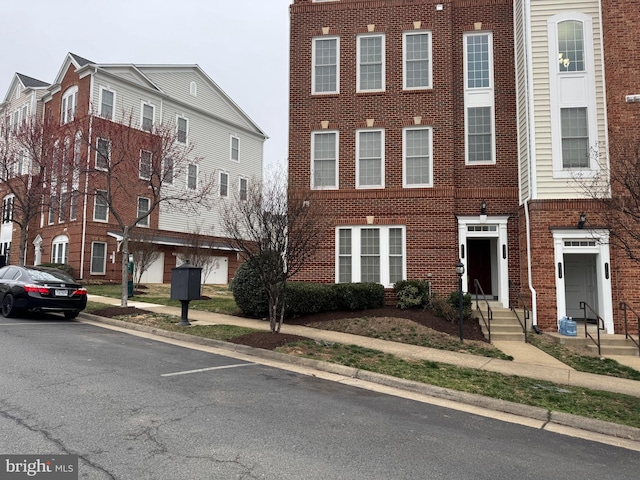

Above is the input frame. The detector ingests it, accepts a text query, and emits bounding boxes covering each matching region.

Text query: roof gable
[2,72,49,104]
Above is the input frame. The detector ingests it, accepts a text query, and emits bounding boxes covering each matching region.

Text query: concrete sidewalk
[87,295,640,399]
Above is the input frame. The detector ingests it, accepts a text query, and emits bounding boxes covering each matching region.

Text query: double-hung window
[139,150,152,180]
[187,164,198,190]
[356,129,384,188]
[336,226,405,287]
[99,87,115,120]
[91,242,107,275]
[177,117,188,144]
[311,131,338,189]
[219,172,229,197]
[137,197,150,227]
[2,196,14,223]
[141,102,155,131]
[357,34,385,92]
[312,36,339,94]
[61,86,78,124]
[93,190,108,222]
[239,177,248,201]
[549,14,597,176]
[403,31,431,90]
[230,136,239,162]
[96,138,110,170]
[463,32,495,165]
[403,127,432,187]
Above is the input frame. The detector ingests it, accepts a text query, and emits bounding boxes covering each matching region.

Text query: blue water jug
[565,317,577,336]
[558,316,567,335]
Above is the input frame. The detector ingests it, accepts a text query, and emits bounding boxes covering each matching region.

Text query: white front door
[564,254,597,319]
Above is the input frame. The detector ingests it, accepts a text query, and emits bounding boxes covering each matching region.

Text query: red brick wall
[289,0,520,294]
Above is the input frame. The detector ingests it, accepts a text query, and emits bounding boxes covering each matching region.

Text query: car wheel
[2,294,16,318]
[64,310,79,319]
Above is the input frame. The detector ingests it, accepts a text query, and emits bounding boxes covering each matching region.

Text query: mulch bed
[89,305,486,350]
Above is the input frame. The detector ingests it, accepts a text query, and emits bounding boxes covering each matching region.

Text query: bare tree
[70,111,216,306]
[0,116,56,265]
[221,167,331,333]
[176,225,220,287]
[576,143,640,262]
[129,230,162,287]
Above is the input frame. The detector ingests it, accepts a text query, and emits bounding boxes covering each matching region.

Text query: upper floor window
[311,131,338,189]
[467,106,493,163]
[357,34,385,92]
[21,105,28,124]
[61,86,78,124]
[557,20,584,72]
[141,102,155,131]
[96,138,110,170]
[356,129,384,188]
[177,117,188,144]
[99,87,115,120]
[239,177,248,201]
[137,197,150,227]
[465,34,492,89]
[219,171,229,197]
[403,31,431,90]
[560,107,589,168]
[139,150,152,180]
[403,127,432,187]
[230,135,239,162]
[187,164,198,190]
[190,81,197,97]
[2,196,14,223]
[312,37,339,94]
[164,156,174,184]
[59,190,69,223]
[93,190,108,221]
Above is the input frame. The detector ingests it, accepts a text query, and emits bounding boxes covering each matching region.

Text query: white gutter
[79,69,96,278]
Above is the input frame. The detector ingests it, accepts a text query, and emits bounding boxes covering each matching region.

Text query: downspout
[523,0,538,328]
[80,69,97,278]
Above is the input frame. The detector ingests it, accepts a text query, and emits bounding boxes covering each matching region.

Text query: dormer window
[61,86,78,124]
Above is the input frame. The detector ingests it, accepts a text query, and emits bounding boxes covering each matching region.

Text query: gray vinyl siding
[528,0,606,200]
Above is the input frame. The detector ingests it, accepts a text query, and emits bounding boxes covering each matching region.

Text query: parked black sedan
[0,265,87,319]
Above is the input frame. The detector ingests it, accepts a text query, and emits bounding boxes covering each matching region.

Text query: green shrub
[40,263,77,279]
[429,294,458,322]
[331,282,385,310]
[229,259,269,318]
[447,290,473,320]
[285,282,335,316]
[394,280,431,309]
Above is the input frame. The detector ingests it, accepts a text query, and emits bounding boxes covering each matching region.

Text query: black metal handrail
[580,301,605,356]
[620,302,640,357]
[508,280,530,343]
[474,279,492,343]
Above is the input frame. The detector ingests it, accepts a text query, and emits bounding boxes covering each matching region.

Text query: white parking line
[161,363,256,377]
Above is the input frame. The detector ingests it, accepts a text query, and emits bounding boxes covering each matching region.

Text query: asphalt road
[1,314,638,480]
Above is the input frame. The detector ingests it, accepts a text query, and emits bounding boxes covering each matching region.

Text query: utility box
[170,262,202,301]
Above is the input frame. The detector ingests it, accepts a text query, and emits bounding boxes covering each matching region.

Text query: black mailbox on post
[170,262,202,325]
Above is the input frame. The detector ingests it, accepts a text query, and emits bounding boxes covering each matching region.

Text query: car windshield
[26,269,74,284]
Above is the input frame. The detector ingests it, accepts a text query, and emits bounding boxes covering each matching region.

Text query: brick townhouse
[1,53,266,284]
[289,0,640,335]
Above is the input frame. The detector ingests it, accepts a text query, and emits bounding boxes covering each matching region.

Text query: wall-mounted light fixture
[480,200,487,215]
[577,213,587,229]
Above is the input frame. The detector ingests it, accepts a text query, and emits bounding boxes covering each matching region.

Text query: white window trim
[230,135,240,162]
[52,235,69,264]
[238,176,248,201]
[334,225,406,288]
[140,101,156,131]
[219,171,229,198]
[139,150,152,180]
[190,81,197,97]
[402,126,433,188]
[95,138,110,171]
[61,86,78,124]
[98,86,116,120]
[90,241,107,275]
[402,30,432,90]
[312,36,340,95]
[177,115,189,144]
[93,190,108,222]
[311,130,339,190]
[548,13,599,179]
[463,31,496,165]
[355,128,385,189]
[357,33,386,93]
[137,197,150,227]
[186,164,198,191]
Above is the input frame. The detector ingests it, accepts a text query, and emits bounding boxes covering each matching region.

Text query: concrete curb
[78,312,640,442]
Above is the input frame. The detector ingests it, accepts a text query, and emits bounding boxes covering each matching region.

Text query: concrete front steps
[474,301,526,343]
[547,330,640,357]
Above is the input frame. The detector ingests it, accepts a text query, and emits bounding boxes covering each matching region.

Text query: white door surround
[457,216,510,308]
[552,229,613,333]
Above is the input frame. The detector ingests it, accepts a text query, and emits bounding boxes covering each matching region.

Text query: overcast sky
[1,0,291,169]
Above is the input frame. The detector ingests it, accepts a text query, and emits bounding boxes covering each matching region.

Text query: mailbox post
[170,261,202,326]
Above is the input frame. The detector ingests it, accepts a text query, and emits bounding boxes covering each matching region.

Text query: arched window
[61,86,78,124]
[190,81,197,97]
[51,235,69,264]
[557,20,585,72]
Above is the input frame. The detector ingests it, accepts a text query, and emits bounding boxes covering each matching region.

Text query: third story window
[561,107,589,168]
[557,20,585,72]
[142,103,154,131]
[177,117,188,143]
[100,88,114,119]
[313,37,339,94]
[357,34,385,92]
[231,136,239,162]
[403,31,431,89]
